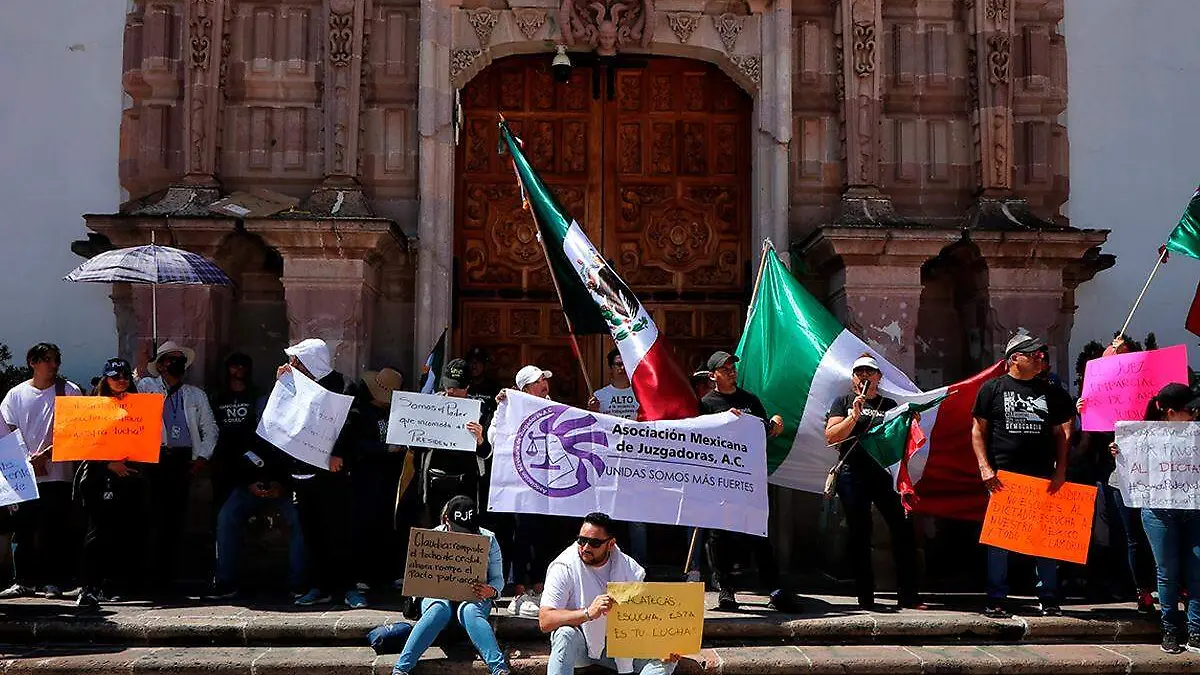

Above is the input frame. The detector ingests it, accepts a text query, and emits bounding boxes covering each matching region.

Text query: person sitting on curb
[538,512,680,675]
[387,495,509,675]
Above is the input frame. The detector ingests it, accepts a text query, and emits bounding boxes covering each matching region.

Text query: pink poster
[1081,344,1190,432]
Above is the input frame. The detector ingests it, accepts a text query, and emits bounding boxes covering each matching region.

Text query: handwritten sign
[979,471,1097,564]
[52,394,164,463]
[256,370,354,470]
[400,527,489,602]
[605,582,704,659]
[1114,421,1200,509]
[385,391,481,452]
[0,431,39,507]
[1081,344,1189,432]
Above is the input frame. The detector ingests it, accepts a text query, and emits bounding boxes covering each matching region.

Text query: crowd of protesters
[1,329,1199,659]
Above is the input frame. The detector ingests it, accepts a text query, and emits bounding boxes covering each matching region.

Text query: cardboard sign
[401,527,489,602]
[52,394,164,463]
[1114,421,1200,509]
[257,370,354,470]
[979,471,1097,564]
[0,431,39,507]
[606,582,704,659]
[385,391,481,452]
[1080,344,1189,432]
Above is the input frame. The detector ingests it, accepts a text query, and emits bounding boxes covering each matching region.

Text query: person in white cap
[824,353,923,611]
[138,340,218,597]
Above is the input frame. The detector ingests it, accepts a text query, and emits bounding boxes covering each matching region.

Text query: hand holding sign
[605,582,704,659]
[979,471,1097,564]
[386,392,482,452]
[0,431,40,507]
[401,527,490,602]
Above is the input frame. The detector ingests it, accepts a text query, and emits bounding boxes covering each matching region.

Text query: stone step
[0,595,1158,648]
[2,643,1198,674]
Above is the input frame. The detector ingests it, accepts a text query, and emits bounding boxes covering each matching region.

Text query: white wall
[1066,0,1200,375]
[0,1,126,385]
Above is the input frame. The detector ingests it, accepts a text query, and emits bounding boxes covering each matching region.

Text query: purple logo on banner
[514,405,608,497]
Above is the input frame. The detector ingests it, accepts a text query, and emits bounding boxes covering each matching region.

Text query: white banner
[0,431,38,507]
[1115,421,1200,509]
[385,391,481,451]
[488,390,768,537]
[257,370,354,470]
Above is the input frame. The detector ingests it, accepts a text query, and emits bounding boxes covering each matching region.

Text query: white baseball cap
[851,355,880,372]
[284,338,333,381]
[515,365,552,390]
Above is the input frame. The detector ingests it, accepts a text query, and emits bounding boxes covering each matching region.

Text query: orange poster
[979,470,1097,564]
[52,394,164,463]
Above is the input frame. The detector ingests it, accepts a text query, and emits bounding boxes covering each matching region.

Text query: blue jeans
[1141,508,1200,634]
[1102,485,1157,591]
[394,598,506,675]
[215,486,305,589]
[986,546,1058,603]
[547,626,676,675]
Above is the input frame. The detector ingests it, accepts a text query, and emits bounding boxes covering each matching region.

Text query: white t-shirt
[593,384,639,420]
[542,557,613,612]
[0,379,83,483]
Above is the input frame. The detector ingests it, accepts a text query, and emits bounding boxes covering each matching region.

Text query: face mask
[164,360,186,378]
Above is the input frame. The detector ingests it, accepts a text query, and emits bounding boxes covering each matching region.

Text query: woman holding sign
[390,495,508,675]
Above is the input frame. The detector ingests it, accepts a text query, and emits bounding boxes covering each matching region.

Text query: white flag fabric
[487,390,769,537]
[257,369,354,470]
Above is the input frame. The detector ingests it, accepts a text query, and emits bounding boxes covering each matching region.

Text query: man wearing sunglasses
[539,513,679,675]
[972,333,1074,619]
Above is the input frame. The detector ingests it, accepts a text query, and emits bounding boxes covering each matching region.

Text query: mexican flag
[736,245,1002,520]
[858,395,948,513]
[418,328,447,394]
[1166,188,1200,260]
[499,122,697,420]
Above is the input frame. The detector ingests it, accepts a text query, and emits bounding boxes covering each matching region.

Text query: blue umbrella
[64,236,233,347]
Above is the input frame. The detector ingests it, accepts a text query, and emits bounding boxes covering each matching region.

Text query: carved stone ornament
[451,49,484,80]
[513,8,547,40]
[329,2,355,68]
[667,12,700,44]
[468,8,498,49]
[712,13,743,55]
[987,33,1010,85]
[731,55,761,86]
[558,0,654,56]
[985,0,1009,22]
[190,16,212,69]
[851,20,875,77]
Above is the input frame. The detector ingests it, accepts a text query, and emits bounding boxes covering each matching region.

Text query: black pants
[10,481,74,588]
[294,472,351,592]
[835,462,920,605]
[80,472,149,593]
[350,457,402,587]
[149,447,193,591]
[706,528,781,594]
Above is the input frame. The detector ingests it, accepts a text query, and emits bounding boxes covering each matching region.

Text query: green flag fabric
[1166,188,1200,260]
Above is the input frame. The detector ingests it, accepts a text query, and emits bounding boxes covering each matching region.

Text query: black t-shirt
[700,388,770,430]
[826,393,898,472]
[211,388,260,455]
[972,374,1074,478]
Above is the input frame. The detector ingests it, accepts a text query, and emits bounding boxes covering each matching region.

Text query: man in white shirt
[0,343,83,599]
[538,512,679,675]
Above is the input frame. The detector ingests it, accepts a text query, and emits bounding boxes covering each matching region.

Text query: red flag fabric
[1187,279,1200,339]
[897,415,928,513]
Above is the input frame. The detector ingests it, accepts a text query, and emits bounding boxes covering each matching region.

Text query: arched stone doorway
[454,54,753,404]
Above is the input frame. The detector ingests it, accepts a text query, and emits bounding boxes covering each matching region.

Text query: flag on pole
[1166,188,1200,260]
[419,328,447,394]
[858,395,948,513]
[499,121,697,420]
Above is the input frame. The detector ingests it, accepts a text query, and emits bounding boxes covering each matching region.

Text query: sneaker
[76,589,100,609]
[0,584,33,600]
[294,588,331,606]
[509,593,532,616]
[517,591,540,619]
[42,585,62,599]
[204,585,238,601]
[1038,603,1062,617]
[1162,630,1184,654]
[716,589,739,611]
[1186,634,1200,654]
[345,589,369,609]
[767,589,801,614]
[982,604,1010,619]
[1137,589,1156,615]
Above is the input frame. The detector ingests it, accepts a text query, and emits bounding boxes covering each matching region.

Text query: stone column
[312,0,372,215]
[183,0,227,186]
[968,0,1013,196]
[415,0,455,371]
[751,0,792,267]
[246,219,399,379]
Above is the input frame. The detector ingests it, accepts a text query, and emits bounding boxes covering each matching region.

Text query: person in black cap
[698,350,798,613]
[388,495,509,675]
[972,333,1074,618]
[417,359,488,521]
[466,347,499,400]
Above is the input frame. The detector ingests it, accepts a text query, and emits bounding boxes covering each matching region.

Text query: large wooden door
[455,56,751,405]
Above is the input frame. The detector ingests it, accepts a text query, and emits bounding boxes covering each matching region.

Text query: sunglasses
[576,535,612,549]
[107,373,130,381]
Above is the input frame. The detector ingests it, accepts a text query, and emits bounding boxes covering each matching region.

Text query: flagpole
[1117,247,1167,339]
[741,239,773,334]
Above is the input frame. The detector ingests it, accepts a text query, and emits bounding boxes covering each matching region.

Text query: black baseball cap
[1154,383,1195,412]
[441,358,470,389]
[103,358,132,378]
[443,495,480,534]
[1004,334,1047,358]
[706,351,738,372]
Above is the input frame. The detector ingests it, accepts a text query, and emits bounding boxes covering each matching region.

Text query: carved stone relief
[851,21,875,77]
[667,12,700,44]
[985,0,1008,22]
[452,49,484,81]
[468,8,497,49]
[987,33,1010,85]
[329,4,354,67]
[559,0,654,57]
[731,56,761,85]
[513,8,547,40]
[712,13,744,54]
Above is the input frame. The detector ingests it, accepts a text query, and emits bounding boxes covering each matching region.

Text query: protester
[0,343,84,599]
[699,351,799,612]
[75,358,149,608]
[389,495,508,675]
[466,347,499,400]
[208,400,304,602]
[690,368,713,400]
[538,512,679,675]
[208,353,262,520]
[824,354,924,610]
[138,341,219,597]
[587,348,648,560]
[1113,383,1200,654]
[972,333,1073,618]
[418,359,488,516]
[276,338,356,607]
